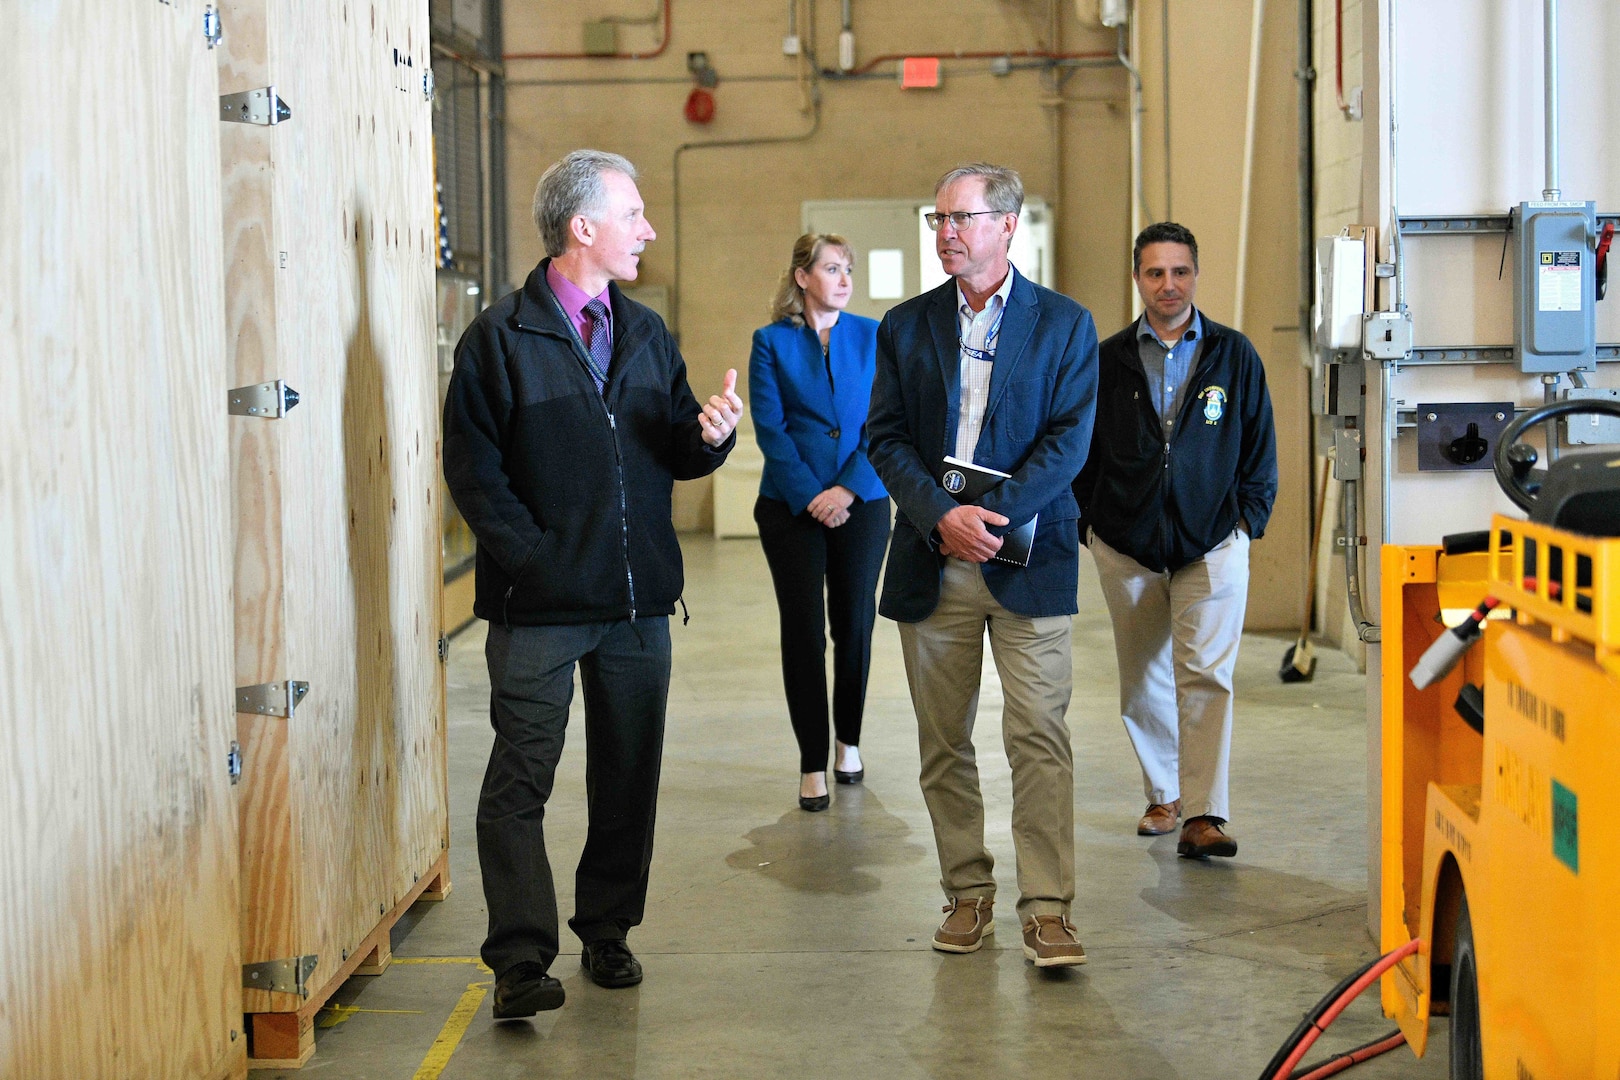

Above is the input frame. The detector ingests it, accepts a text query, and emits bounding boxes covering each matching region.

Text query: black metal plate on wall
[1415,401,1515,472]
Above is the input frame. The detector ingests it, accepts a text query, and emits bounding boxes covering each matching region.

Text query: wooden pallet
[246,852,452,1069]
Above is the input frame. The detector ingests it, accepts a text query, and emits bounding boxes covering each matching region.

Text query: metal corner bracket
[243,955,319,998]
[228,380,300,418]
[236,681,310,718]
[220,87,292,126]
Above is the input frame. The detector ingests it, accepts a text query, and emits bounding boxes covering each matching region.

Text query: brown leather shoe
[932,897,994,953]
[1137,799,1182,836]
[1177,816,1238,858]
[1021,915,1088,967]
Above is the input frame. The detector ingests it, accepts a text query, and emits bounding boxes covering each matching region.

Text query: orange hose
[1271,940,1420,1080]
[1293,1032,1408,1080]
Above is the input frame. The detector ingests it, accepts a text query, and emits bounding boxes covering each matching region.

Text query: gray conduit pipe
[1342,478,1382,642]
[1116,25,1154,230]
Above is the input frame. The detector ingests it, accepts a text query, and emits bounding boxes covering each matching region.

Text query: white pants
[1089,529,1250,821]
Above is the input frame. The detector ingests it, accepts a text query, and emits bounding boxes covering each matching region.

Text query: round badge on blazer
[943,469,967,494]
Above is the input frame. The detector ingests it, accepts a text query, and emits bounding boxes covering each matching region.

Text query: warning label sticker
[1538,249,1583,312]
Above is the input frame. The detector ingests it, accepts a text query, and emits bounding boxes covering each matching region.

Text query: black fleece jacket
[442,260,731,625]
[1073,311,1277,573]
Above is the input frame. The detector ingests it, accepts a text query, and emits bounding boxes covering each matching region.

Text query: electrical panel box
[1316,235,1366,350]
[1514,200,1597,373]
[1562,387,1620,446]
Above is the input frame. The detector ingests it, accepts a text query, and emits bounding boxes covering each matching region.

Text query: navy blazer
[867,268,1099,621]
[749,313,887,513]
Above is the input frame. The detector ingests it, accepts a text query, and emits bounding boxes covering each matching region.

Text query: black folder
[940,455,1037,567]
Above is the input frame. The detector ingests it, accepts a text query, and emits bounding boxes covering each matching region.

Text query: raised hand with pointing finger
[699,368,745,446]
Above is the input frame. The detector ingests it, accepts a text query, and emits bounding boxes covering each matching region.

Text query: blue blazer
[867,268,1099,620]
[749,313,887,514]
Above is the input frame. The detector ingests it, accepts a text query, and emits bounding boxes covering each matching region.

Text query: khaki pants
[897,558,1075,920]
[1089,530,1250,821]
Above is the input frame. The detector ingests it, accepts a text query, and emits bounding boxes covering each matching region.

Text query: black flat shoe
[834,768,864,785]
[798,793,830,812]
[492,961,565,1018]
[581,939,643,988]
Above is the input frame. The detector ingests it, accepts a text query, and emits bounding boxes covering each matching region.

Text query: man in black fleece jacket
[1073,222,1277,861]
[443,150,740,1018]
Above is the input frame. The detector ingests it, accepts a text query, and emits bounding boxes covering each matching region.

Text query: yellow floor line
[317,1004,425,1029]
[411,980,489,1080]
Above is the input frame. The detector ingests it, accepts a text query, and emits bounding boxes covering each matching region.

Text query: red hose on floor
[1293,1031,1409,1080]
[1269,939,1421,1080]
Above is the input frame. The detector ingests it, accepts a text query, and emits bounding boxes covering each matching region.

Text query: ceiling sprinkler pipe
[1543,0,1561,200]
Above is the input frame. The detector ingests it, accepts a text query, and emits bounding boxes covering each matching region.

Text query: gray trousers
[897,558,1075,921]
[1090,530,1250,821]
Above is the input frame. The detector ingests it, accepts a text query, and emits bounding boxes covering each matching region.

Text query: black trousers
[477,617,670,978]
[753,494,891,773]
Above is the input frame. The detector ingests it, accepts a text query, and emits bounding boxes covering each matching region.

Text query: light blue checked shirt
[1136,309,1204,434]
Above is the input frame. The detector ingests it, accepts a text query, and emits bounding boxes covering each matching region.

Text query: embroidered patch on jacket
[1200,385,1228,425]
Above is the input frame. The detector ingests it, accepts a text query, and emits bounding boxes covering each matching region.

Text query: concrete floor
[252,535,1449,1080]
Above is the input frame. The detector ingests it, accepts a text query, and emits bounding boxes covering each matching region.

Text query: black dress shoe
[581,939,643,988]
[492,961,565,1018]
[798,793,830,812]
[833,768,864,785]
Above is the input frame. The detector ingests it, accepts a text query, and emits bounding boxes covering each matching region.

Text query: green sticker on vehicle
[1552,779,1578,873]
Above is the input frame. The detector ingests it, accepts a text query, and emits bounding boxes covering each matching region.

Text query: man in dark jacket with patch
[443,149,740,1018]
[1073,222,1277,861]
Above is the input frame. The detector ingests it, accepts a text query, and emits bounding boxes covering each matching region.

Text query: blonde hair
[769,233,855,324]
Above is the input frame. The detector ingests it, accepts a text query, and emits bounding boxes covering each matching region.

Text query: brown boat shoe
[1021,914,1088,967]
[932,897,994,953]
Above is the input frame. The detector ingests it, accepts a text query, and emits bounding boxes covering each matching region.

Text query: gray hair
[935,163,1024,216]
[532,149,639,259]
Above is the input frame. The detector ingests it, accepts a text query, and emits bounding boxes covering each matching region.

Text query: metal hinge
[220,87,292,126]
[227,740,243,784]
[203,5,223,48]
[228,380,300,418]
[423,69,436,101]
[437,635,449,662]
[236,681,310,717]
[243,955,318,997]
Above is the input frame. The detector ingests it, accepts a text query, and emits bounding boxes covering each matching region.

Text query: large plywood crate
[217,0,448,1066]
[1,5,246,1079]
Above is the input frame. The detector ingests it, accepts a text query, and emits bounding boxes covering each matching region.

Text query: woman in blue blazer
[750,233,890,812]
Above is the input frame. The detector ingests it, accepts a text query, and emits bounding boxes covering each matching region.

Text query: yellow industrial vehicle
[1379,399,1620,1078]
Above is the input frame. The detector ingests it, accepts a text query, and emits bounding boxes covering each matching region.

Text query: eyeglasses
[924,210,1004,232]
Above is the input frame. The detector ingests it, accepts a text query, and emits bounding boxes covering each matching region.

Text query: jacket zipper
[606,411,637,620]
[577,313,637,620]
[522,296,638,620]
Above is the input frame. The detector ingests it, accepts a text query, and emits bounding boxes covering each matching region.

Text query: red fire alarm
[684,87,716,124]
[901,57,941,89]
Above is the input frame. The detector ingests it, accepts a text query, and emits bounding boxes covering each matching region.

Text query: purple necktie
[582,298,611,394]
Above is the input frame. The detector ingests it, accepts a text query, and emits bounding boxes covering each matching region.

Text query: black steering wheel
[1493,397,1620,511]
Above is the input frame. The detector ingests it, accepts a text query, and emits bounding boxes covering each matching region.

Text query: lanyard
[959,302,1004,363]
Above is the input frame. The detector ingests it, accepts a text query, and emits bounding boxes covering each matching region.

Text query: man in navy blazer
[867,163,1099,967]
